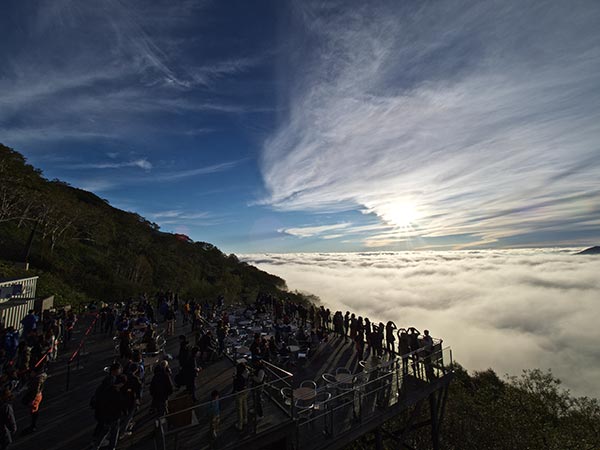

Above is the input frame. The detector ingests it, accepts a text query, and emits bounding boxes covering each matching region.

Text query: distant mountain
[576,246,600,255]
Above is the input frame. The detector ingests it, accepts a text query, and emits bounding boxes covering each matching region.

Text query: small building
[0,276,53,331]
[0,276,38,302]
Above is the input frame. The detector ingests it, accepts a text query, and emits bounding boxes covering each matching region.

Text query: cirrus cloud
[260,0,600,248]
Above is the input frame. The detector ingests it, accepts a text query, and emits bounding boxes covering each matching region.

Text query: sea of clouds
[242,249,600,397]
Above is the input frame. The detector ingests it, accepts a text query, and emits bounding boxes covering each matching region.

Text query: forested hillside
[0,143,300,305]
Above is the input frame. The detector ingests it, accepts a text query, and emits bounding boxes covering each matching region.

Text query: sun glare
[384,202,419,227]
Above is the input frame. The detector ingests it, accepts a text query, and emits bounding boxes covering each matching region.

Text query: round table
[293,387,316,401]
[335,373,354,385]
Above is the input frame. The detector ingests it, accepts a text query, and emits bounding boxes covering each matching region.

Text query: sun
[383,201,419,227]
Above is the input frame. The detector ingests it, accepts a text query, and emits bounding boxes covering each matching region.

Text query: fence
[0,276,38,301]
[156,360,294,450]
[66,313,100,390]
[294,346,453,449]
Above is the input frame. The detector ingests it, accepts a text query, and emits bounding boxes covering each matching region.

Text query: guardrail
[293,346,453,450]
[155,361,294,450]
[65,313,99,390]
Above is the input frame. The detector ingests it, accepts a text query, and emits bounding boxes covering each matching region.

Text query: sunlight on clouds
[261,0,600,248]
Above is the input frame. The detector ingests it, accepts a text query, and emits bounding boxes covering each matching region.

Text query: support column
[429,392,440,450]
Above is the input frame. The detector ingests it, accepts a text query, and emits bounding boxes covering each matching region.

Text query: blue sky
[1,0,599,253]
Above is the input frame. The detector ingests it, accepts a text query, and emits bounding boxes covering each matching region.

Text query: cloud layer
[261,0,600,247]
[242,249,600,397]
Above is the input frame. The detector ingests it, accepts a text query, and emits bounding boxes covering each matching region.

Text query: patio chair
[300,380,317,391]
[280,387,293,407]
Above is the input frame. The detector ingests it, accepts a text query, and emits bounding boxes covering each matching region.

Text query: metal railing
[156,360,294,450]
[65,313,99,390]
[294,346,453,450]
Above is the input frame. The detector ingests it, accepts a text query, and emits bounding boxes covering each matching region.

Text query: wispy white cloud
[260,0,600,248]
[63,158,153,171]
[150,209,213,220]
[66,159,243,193]
[0,0,264,145]
[242,249,600,397]
[154,159,246,181]
[279,222,351,238]
[145,208,224,228]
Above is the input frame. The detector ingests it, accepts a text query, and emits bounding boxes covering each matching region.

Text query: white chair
[280,387,293,406]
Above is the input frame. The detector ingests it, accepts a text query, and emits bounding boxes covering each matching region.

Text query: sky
[1,0,599,253]
[243,249,600,397]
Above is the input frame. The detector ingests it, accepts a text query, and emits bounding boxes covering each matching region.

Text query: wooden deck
[9,313,452,450]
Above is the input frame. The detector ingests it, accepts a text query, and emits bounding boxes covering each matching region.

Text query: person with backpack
[233,362,249,432]
[0,388,16,450]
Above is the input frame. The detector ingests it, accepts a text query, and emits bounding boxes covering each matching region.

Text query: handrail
[65,313,99,390]
[32,343,55,370]
[159,368,294,422]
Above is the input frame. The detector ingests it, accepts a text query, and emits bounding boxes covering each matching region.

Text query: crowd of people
[0,290,438,449]
[0,307,77,449]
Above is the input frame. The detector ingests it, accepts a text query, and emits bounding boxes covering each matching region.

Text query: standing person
[182,302,190,326]
[46,328,58,362]
[22,370,47,434]
[150,361,173,416]
[216,321,227,356]
[386,321,397,355]
[105,308,115,335]
[375,323,385,358]
[343,312,350,342]
[119,331,133,361]
[397,328,410,375]
[96,375,127,450]
[177,335,189,368]
[407,327,421,353]
[21,310,38,338]
[0,388,16,450]
[251,360,266,419]
[165,307,176,336]
[122,365,142,436]
[349,314,357,343]
[181,347,200,401]
[209,390,220,440]
[364,318,373,354]
[354,317,365,361]
[233,362,249,432]
[3,328,18,361]
[65,311,76,342]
